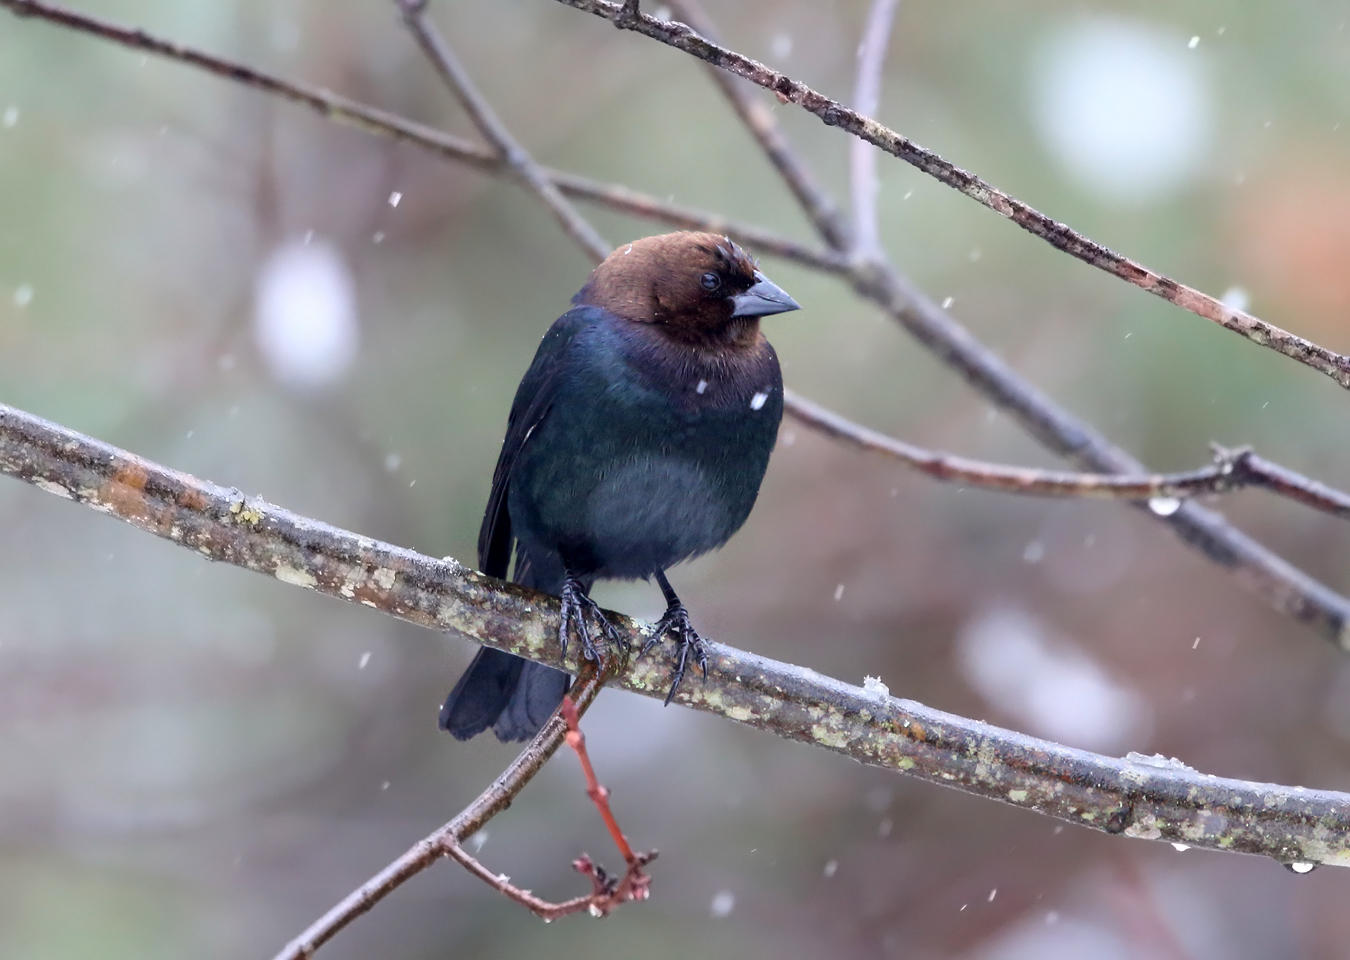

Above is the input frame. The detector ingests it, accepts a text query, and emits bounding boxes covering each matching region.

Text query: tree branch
[4,403,1350,869]
[275,668,608,959]
[787,390,1350,517]
[658,0,853,251]
[578,0,1350,389]
[395,0,612,263]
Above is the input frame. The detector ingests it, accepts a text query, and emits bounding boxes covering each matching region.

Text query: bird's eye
[700,272,721,291]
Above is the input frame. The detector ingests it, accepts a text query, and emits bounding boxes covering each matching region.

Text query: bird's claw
[559,578,627,664]
[643,603,709,705]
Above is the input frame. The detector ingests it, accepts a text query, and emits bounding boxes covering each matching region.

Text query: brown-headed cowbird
[440,232,799,741]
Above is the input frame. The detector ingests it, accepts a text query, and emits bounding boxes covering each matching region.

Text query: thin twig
[4,3,1350,643]
[849,0,900,261]
[575,0,1350,389]
[560,695,654,911]
[395,0,612,262]
[655,0,852,251]
[5,403,1350,869]
[786,391,1350,517]
[275,668,608,959]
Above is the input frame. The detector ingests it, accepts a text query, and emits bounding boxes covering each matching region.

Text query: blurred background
[3,1,1350,957]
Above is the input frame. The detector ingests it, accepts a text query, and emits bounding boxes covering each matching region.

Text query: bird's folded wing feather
[476,307,599,578]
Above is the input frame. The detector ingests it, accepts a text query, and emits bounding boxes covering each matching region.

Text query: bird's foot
[559,577,627,664]
[641,603,709,706]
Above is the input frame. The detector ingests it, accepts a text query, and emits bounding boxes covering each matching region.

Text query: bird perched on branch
[440,231,799,741]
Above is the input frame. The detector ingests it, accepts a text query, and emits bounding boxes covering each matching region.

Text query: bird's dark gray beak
[730,270,800,318]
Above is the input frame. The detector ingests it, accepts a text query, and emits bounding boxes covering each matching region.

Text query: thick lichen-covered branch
[5,402,1350,869]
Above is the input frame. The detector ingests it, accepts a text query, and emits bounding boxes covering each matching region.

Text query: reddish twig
[560,696,656,911]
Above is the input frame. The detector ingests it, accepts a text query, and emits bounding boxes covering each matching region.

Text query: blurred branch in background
[849,0,900,262]
[590,0,1350,391]
[5,403,1350,874]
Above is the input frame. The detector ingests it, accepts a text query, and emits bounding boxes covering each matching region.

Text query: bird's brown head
[574,232,799,348]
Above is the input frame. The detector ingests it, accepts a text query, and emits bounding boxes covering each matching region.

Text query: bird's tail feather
[439,549,572,742]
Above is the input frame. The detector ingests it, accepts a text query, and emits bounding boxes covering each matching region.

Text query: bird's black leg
[642,570,710,705]
[559,572,626,664]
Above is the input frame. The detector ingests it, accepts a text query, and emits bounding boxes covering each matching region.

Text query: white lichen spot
[274,564,317,589]
[360,599,378,608]
[723,704,754,723]
[1123,818,1163,840]
[339,580,356,599]
[1171,842,1191,852]
[372,567,397,591]
[1008,789,1029,803]
[32,478,73,500]
[750,391,769,411]
[862,674,889,697]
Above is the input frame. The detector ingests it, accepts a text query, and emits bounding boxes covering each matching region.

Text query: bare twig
[5,403,1350,869]
[849,0,900,261]
[395,0,612,262]
[275,668,608,959]
[560,695,654,911]
[5,0,1350,645]
[658,1,852,251]
[572,0,1350,389]
[786,391,1350,517]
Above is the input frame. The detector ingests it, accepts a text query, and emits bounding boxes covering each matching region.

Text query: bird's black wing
[476,306,597,578]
